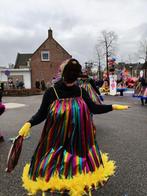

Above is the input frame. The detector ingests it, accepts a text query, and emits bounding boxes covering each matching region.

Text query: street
[0,92,147,196]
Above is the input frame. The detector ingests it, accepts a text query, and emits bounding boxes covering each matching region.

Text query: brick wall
[31,30,71,88]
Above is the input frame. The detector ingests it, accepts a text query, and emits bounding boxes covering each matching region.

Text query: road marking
[4,103,26,109]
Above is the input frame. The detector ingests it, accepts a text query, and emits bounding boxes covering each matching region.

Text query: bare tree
[97,30,117,78]
[138,39,147,62]
[85,61,93,75]
[95,45,103,79]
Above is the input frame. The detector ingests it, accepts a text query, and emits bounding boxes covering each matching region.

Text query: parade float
[101,58,128,96]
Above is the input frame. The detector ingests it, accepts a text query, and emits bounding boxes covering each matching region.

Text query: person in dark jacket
[139,77,147,105]
[35,79,40,89]
[0,82,5,142]
[41,79,46,91]
[0,82,4,102]
[17,58,128,196]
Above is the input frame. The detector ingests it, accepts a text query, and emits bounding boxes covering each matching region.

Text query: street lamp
[85,62,88,69]
[85,62,93,75]
[129,65,132,77]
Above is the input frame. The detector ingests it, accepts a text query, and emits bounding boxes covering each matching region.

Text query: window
[41,51,50,61]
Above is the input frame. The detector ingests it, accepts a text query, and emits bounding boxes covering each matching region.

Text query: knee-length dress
[22,87,115,196]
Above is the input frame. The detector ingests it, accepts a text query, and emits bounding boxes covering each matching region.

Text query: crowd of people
[7,78,24,89]
[35,79,46,91]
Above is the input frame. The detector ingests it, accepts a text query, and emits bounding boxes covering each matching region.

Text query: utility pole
[106,48,109,79]
[98,61,101,80]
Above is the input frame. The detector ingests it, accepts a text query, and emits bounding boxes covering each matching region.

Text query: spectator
[8,78,14,89]
[15,79,20,89]
[41,79,46,91]
[35,79,40,89]
[18,81,24,89]
[0,82,5,142]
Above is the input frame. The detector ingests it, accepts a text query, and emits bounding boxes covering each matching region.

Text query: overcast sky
[0,0,147,67]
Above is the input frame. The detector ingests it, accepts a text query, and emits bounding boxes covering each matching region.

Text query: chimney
[48,28,53,38]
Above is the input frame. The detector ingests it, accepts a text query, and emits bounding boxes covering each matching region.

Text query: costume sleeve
[89,78,101,95]
[82,88,112,114]
[29,88,56,127]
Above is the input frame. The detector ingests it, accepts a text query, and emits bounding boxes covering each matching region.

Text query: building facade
[15,29,72,88]
[0,68,31,89]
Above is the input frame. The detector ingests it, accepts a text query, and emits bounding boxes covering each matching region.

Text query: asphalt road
[0,92,147,196]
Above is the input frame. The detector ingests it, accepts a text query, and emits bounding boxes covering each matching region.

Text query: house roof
[32,29,71,57]
[14,29,71,69]
[32,37,71,57]
[14,53,32,68]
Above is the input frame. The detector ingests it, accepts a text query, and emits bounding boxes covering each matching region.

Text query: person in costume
[117,80,127,96]
[116,72,128,96]
[0,82,5,142]
[100,78,109,95]
[79,70,103,104]
[133,76,147,105]
[18,58,128,196]
[139,76,147,105]
[78,71,104,137]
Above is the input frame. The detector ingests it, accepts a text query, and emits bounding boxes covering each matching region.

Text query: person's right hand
[112,104,129,110]
[18,122,31,137]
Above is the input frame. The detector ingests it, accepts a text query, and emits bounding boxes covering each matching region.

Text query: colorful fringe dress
[80,79,102,105]
[22,88,115,196]
[79,79,102,137]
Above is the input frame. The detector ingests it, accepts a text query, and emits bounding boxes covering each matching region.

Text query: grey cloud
[117,23,147,62]
[60,30,97,64]
[0,0,147,66]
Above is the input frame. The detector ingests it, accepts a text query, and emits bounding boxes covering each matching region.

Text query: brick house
[14,29,72,88]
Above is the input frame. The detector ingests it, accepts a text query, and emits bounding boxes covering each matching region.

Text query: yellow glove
[112,104,129,110]
[18,122,31,137]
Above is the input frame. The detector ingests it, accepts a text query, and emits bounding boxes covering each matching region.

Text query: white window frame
[41,51,50,61]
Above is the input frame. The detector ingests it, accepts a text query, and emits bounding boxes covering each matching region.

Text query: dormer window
[41,51,50,61]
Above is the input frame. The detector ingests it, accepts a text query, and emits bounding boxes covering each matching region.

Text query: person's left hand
[112,104,129,110]
[18,122,31,137]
